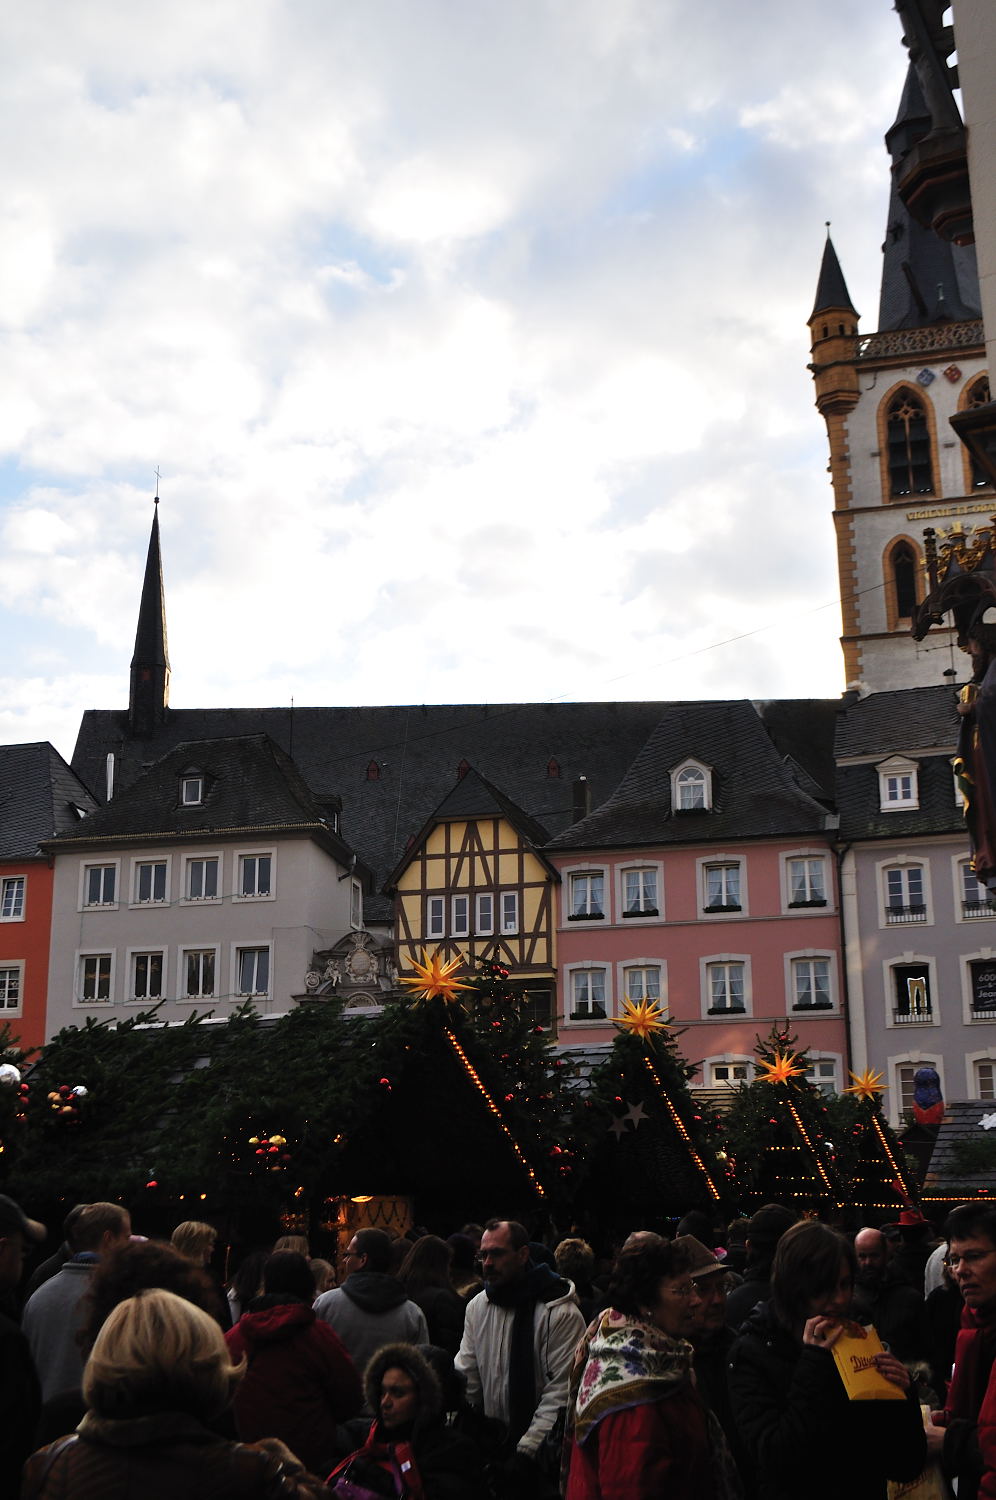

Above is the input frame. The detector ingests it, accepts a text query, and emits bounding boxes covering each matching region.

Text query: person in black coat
[728,1221,926,1500]
[332,1341,486,1500]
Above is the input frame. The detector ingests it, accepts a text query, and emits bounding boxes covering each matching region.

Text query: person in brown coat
[22,1289,329,1500]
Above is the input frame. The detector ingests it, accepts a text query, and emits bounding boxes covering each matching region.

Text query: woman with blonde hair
[22,1289,329,1498]
[171,1220,217,1267]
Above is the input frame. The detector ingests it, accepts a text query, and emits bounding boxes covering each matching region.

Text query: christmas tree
[584,997,729,1232]
[832,1069,919,1215]
[722,1026,854,1211]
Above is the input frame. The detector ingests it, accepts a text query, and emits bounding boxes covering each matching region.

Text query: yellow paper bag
[831,1321,906,1401]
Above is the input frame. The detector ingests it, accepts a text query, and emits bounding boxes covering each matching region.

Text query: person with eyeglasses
[455,1219,585,1498]
[314,1229,427,1406]
[564,1237,738,1500]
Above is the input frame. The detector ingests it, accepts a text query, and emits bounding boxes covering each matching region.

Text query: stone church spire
[128,498,170,738]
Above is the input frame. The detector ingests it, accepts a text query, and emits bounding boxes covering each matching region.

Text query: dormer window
[180,774,204,807]
[878,756,919,812]
[671,760,711,812]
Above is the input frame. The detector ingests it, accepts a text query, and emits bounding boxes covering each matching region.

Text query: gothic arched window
[887,389,934,497]
[891,541,918,620]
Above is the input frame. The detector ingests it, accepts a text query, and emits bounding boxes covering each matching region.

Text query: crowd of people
[2,1191,996,1498]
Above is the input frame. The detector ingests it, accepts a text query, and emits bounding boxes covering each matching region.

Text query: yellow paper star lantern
[616,996,670,1040]
[757,1050,807,1085]
[844,1068,886,1101]
[400,949,472,1006]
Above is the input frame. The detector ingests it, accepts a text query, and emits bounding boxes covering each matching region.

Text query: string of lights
[641,1054,721,1202]
[444,1028,546,1200]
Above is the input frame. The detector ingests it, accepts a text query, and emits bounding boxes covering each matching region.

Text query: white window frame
[617,862,662,921]
[954,856,996,922]
[566,868,607,922]
[475,892,494,936]
[0,875,26,922]
[967,1049,996,1099]
[671,758,712,812]
[233,848,275,903]
[887,1052,944,1128]
[876,854,931,929]
[780,850,830,912]
[785,950,837,1013]
[703,1054,752,1088]
[79,859,120,911]
[877,756,919,811]
[350,878,363,930]
[697,855,747,919]
[0,959,24,1014]
[619,959,665,1017]
[180,774,204,806]
[564,962,611,1025]
[959,947,996,1025]
[701,954,751,1018]
[178,944,220,1003]
[233,943,271,1000]
[805,1053,842,1096]
[127,947,166,1005]
[884,953,939,1029]
[129,856,170,909]
[500,890,519,935]
[426,897,445,940]
[181,852,222,905]
[451,894,470,938]
[75,949,115,1007]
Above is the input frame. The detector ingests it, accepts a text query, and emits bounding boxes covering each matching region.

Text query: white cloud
[0,0,915,763]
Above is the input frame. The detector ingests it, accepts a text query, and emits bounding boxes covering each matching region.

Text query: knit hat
[746,1204,797,1248]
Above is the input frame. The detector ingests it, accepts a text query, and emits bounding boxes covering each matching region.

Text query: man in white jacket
[456,1218,584,1496]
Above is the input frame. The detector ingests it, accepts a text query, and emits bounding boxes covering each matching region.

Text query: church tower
[128,500,170,738]
[809,65,988,692]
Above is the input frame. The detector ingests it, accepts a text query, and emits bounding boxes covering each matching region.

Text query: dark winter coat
[728,1302,926,1500]
[407,1286,466,1358]
[21,1409,329,1500]
[226,1297,361,1475]
[334,1341,486,1500]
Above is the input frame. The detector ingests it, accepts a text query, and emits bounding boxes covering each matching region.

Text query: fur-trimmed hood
[363,1342,443,1428]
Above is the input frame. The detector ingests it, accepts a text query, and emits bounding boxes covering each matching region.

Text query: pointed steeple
[878,64,980,331]
[810,233,858,321]
[128,499,170,738]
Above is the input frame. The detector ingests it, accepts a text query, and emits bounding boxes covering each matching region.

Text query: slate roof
[834,686,959,760]
[0,743,98,861]
[810,236,858,320]
[73,703,670,921]
[47,734,359,870]
[545,700,833,851]
[878,64,981,333]
[131,507,169,672]
[924,1100,996,1192]
[756,698,840,802]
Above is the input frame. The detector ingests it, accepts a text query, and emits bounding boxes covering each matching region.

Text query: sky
[0,0,916,764]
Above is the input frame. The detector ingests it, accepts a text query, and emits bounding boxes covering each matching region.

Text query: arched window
[891,541,918,619]
[887,389,934,497]
[966,376,992,490]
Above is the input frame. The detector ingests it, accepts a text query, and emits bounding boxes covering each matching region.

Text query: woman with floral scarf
[564,1239,740,1500]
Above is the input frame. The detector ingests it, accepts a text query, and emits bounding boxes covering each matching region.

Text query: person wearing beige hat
[674,1236,750,1495]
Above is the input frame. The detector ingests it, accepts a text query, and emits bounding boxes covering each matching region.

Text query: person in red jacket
[226,1250,361,1475]
[930,1202,996,1500]
[564,1238,737,1500]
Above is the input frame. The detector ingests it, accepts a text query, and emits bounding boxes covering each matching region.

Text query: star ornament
[400,950,472,1006]
[757,1050,807,1086]
[845,1068,886,1102]
[616,997,670,1040]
